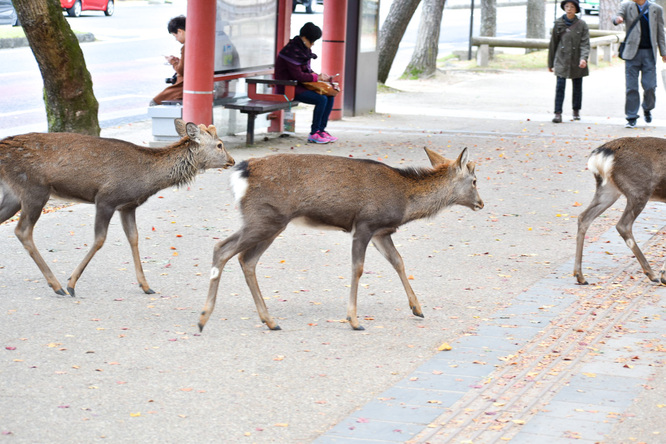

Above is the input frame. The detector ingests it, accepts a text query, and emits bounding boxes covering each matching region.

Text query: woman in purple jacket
[275,22,337,144]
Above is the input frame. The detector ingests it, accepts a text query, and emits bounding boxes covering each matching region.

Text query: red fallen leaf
[158,196,164,199]
[176,234,183,238]
[170,246,177,250]
[5,347,16,351]
[356,417,370,423]
[152,227,156,231]
[57,405,70,409]
[168,338,178,342]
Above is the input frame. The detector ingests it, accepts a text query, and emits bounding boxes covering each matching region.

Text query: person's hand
[616,16,624,24]
[165,55,177,64]
[579,59,587,69]
[662,55,666,63]
[319,73,331,82]
[548,67,553,72]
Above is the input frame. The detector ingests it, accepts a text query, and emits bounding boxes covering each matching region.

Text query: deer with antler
[198,147,483,332]
[0,119,234,296]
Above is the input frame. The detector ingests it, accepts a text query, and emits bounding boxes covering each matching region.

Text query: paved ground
[1,61,665,443]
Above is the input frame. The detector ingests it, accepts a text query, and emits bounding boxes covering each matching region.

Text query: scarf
[278,36,317,66]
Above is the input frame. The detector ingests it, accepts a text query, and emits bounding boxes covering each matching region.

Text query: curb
[0,31,95,49]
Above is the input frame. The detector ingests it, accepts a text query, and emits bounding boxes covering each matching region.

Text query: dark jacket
[274,36,319,95]
[548,15,590,79]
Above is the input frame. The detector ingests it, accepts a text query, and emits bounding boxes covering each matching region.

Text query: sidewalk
[1,62,665,443]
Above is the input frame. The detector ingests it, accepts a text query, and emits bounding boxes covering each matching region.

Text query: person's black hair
[299,22,322,43]
[168,15,186,34]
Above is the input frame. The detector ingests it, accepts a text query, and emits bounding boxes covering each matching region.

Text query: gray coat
[614,0,666,62]
[548,15,590,79]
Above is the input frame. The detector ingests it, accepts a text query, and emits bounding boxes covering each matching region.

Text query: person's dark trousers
[625,48,657,121]
[295,90,335,134]
[554,77,583,114]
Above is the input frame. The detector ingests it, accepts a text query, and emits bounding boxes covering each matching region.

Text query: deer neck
[165,140,201,187]
[403,169,458,222]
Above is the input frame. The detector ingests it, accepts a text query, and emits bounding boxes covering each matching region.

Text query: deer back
[0,120,233,205]
[231,148,482,232]
[588,137,666,201]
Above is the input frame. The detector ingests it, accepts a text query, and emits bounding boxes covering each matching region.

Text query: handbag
[619,5,649,60]
[302,80,340,97]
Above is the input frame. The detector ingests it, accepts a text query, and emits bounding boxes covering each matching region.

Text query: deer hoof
[352,325,365,331]
[66,287,76,297]
[55,288,68,296]
[143,287,156,295]
[269,324,282,331]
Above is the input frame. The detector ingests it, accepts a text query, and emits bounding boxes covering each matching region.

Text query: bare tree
[378,0,422,83]
[481,0,497,59]
[13,0,100,135]
[599,0,622,31]
[526,0,545,53]
[402,0,447,79]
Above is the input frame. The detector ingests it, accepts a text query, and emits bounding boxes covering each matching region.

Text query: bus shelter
[181,0,380,136]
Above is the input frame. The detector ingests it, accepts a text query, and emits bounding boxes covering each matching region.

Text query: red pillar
[182,0,216,125]
[322,1,347,120]
[269,0,293,133]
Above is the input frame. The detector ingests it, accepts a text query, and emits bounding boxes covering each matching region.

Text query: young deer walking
[0,119,234,296]
[574,137,666,285]
[198,147,483,332]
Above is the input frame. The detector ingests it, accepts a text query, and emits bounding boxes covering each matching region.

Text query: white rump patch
[210,267,220,280]
[587,152,614,185]
[229,170,248,203]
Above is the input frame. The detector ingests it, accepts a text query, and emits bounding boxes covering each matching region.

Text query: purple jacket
[274,36,319,96]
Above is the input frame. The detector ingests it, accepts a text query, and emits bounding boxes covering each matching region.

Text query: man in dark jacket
[614,0,666,127]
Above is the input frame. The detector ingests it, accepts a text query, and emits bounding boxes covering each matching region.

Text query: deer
[574,137,666,285]
[197,147,483,332]
[0,119,234,296]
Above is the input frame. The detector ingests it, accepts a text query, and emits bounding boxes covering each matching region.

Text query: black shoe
[552,113,562,123]
[573,110,581,121]
[625,119,637,128]
[645,111,652,123]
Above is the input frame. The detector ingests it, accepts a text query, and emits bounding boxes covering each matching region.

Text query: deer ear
[424,147,447,166]
[455,148,469,170]
[185,122,202,143]
[174,119,187,137]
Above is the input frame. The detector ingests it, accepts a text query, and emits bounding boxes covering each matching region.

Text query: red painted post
[269,0,293,133]
[182,0,216,125]
[322,0,347,120]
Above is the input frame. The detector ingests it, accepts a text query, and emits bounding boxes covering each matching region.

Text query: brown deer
[0,119,234,296]
[198,147,483,332]
[574,137,666,285]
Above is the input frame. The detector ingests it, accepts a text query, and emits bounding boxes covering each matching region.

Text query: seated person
[150,15,186,106]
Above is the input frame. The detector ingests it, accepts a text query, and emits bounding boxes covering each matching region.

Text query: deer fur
[574,137,666,285]
[0,119,235,296]
[198,147,483,332]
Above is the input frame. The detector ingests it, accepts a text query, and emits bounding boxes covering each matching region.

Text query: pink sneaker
[319,130,338,142]
[308,132,330,144]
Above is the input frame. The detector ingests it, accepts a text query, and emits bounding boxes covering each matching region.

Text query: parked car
[0,0,20,26]
[580,0,599,15]
[61,0,114,17]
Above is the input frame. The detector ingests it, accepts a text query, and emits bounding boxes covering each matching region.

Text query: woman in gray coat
[548,0,590,123]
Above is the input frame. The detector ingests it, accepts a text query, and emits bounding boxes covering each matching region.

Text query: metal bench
[224,78,299,146]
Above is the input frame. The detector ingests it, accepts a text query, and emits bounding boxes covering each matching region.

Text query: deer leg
[347,229,373,331]
[372,233,423,318]
[615,198,657,282]
[13,198,67,295]
[573,183,621,284]
[119,207,154,294]
[66,205,115,296]
[238,230,285,330]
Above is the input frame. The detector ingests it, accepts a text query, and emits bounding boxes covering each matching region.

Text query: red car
[61,0,114,17]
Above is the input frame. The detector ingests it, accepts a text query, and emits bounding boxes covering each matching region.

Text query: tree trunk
[13,0,100,135]
[402,0,447,79]
[599,0,622,31]
[378,0,422,83]
[481,0,497,59]
[526,0,545,53]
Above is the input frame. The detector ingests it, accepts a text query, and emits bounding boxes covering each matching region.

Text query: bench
[224,78,299,146]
